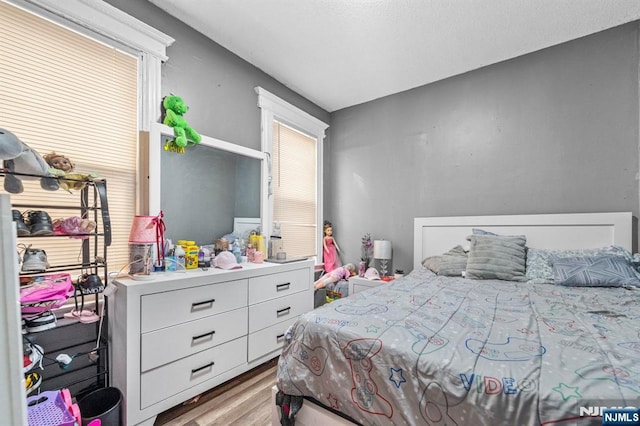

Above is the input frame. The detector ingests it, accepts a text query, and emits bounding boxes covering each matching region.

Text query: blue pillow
[527,246,635,284]
[552,256,640,288]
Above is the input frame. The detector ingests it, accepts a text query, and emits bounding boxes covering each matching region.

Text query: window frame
[255,86,329,262]
[4,0,174,132]
[5,0,173,215]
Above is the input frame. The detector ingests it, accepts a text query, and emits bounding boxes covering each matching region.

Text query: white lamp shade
[373,240,392,259]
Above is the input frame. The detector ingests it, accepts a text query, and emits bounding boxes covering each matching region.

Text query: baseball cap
[214,251,242,270]
[364,267,381,280]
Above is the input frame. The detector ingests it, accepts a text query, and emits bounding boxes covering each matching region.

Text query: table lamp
[373,240,392,277]
[128,215,163,274]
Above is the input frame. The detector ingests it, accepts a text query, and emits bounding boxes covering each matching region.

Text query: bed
[272,212,640,425]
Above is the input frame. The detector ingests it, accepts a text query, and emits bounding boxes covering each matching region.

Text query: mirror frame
[146,122,268,237]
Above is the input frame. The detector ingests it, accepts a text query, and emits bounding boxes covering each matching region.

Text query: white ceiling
[148,0,640,112]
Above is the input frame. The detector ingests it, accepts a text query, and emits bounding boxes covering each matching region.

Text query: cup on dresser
[128,243,154,275]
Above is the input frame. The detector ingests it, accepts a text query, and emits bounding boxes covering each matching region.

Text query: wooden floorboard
[154,358,277,426]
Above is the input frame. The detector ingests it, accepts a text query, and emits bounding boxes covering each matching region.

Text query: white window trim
[255,86,329,261]
[2,0,174,131]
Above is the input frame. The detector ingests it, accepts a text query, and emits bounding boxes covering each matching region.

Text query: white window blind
[272,121,317,258]
[0,1,137,272]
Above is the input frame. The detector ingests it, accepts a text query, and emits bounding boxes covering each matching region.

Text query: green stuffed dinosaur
[162,95,202,153]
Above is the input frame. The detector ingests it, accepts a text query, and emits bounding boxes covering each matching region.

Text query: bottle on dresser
[232,240,242,263]
[174,243,186,270]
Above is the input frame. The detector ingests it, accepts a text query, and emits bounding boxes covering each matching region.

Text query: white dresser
[109,259,314,425]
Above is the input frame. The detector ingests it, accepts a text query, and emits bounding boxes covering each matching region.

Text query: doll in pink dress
[322,221,342,273]
[315,263,356,290]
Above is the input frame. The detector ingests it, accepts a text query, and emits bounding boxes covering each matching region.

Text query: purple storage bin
[27,390,75,426]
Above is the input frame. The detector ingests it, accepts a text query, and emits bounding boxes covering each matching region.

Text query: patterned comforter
[276,267,640,425]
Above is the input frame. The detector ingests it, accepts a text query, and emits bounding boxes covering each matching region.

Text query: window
[272,122,317,257]
[256,87,329,261]
[0,0,173,272]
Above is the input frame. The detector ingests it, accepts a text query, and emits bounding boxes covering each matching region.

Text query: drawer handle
[192,331,216,342]
[276,333,285,341]
[276,307,291,317]
[191,361,214,374]
[192,299,215,309]
[276,282,291,291]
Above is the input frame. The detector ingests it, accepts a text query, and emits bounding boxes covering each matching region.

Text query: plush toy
[161,95,201,153]
[0,128,59,193]
[44,151,97,193]
[44,152,74,173]
[52,216,96,239]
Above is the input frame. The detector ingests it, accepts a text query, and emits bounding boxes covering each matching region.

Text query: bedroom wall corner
[328,22,640,272]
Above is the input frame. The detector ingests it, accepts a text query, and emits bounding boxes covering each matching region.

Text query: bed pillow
[526,245,633,284]
[552,255,640,288]
[465,234,527,281]
[472,228,498,236]
[422,245,468,277]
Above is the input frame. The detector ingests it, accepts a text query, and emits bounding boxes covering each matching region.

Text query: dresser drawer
[248,290,311,333]
[248,317,299,362]
[141,279,247,332]
[248,268,311,304]
[141,307,248,372]
[140,336,246,409]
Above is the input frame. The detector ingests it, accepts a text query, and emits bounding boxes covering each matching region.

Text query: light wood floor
[154,358,277,426]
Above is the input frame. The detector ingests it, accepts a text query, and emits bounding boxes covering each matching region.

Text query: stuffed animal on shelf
[161,94,201,153]
[44,151,74,173]
[52,216,96,239]
[0,128,59,193]
[43,152,97,193]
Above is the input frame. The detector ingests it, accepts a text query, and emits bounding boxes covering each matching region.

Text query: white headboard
[413,212,632,270]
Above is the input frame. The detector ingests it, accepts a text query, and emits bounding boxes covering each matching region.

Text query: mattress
[276,267,640,425]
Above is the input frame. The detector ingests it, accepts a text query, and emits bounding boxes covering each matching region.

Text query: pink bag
[20,273,74,317]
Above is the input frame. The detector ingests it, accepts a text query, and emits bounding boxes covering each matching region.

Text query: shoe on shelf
[23,342,44,373]
[26,210,54,236]
[12,210,30,236]
[64,309,100,324]
[21,246,49,273]
[24,312,57,333]
[25,371,42,396]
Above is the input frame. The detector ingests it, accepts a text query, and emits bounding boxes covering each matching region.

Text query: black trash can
[78,387,123,426]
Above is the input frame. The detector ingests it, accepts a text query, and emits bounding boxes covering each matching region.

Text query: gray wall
[107,1,639,273]
[106,0,329,149]
[327,23,640,273]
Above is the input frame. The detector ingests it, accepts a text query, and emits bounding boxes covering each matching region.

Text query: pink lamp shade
[128,216,157,243]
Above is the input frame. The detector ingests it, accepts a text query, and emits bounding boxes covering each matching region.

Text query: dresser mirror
[146,123,267,246]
